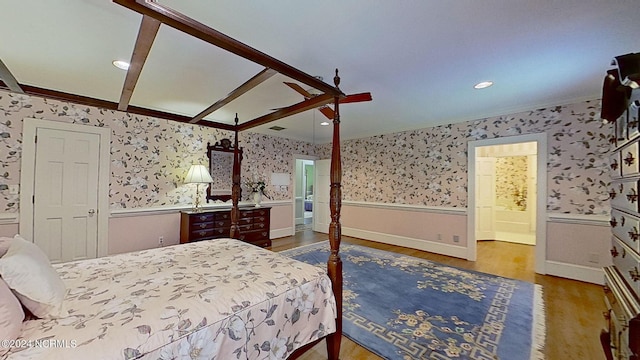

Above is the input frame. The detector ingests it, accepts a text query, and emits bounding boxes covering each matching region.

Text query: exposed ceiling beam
[118,15,161,111]
[113,0,344,97]
[0,83,236,131]
[238,93,334,131]
[190,67,277,124]
[0,59,24,93]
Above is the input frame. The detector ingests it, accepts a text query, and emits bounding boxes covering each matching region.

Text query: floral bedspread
[4,239,336,360]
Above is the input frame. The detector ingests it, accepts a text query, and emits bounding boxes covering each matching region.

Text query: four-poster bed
[103,1,352,357]
[0,1,372,359]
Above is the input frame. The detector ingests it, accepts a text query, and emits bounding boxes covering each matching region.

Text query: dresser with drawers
[180,207,271,248]
[603,52,640,360]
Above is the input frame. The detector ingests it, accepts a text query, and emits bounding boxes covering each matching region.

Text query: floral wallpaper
[495,156,528,211]
[317,100,611,215]
[0,89,610,215]
[109,114,223,208]
[238,132,314,200]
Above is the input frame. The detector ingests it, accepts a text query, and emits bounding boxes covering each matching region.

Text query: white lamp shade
[271,173,290,186]
[185,164,213,184]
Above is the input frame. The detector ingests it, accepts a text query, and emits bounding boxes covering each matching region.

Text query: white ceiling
[2,1,639,143]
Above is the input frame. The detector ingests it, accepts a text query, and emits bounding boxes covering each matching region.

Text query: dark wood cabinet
[236,208,271,248]
[180,207,271,247]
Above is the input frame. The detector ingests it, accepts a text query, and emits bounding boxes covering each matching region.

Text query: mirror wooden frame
[206,138,242,202]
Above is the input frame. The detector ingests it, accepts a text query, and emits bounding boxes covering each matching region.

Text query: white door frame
[467,133,547,274]
[20,118,111,258]
[292,154,317,235]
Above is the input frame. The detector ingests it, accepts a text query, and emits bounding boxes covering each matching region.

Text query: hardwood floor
[273,230,607,360]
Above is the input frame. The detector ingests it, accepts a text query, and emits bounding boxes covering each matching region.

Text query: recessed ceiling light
[320,121,330,126]
[473,81,493,89]
[112,60,130,70]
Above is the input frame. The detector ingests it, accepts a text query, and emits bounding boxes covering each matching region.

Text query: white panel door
[313,159,330,234]
[475,157,496,240]
[33,128,100,263]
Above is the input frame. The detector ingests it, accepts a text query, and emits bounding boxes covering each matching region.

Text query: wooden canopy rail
[190,68,277,124]
[117,15,160,111]
[111,0,344,125]
[110,1,345,359]
[0,59,23,93]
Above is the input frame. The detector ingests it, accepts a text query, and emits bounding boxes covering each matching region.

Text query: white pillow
[0,237,12,257]
[0,277,25,355]
[0,235,67,318]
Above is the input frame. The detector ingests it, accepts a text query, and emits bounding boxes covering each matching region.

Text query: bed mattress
[4,238,336,360]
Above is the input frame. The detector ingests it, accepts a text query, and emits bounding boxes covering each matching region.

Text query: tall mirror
[206,138,242,202]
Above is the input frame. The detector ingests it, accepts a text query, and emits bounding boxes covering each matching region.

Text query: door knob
[88,209,95,216]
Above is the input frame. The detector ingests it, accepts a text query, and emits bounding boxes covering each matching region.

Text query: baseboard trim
[343,227,467,259]
[545,260,604,285]
[271,227,293,240]
[343,227,605,284]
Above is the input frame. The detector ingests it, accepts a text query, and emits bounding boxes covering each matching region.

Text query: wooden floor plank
[273,230,606,360]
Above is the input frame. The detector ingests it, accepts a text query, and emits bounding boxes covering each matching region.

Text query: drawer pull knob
[630,227,640,241]
[611,246,619,258]
[610,189,617,199]
[611,160,619,171]
[624,152,635,166]
[630,267,640,282]
[610,217,618,227]
[627,188,638,203]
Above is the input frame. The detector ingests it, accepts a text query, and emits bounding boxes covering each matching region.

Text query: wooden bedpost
[230,115,241,239]
[326,69,343,360]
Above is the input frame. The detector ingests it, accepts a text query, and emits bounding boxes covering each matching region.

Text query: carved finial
[234,113,239,126]
[334,68,340,89]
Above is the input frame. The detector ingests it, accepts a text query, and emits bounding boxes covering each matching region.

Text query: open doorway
[476,144,537,245]
[467,133,547,275]
[294,157,315,233]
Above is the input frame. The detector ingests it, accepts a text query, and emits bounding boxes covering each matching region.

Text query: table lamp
[185,164,213,212]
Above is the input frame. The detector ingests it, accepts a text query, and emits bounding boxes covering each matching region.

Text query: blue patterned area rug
[281,242,545,360]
